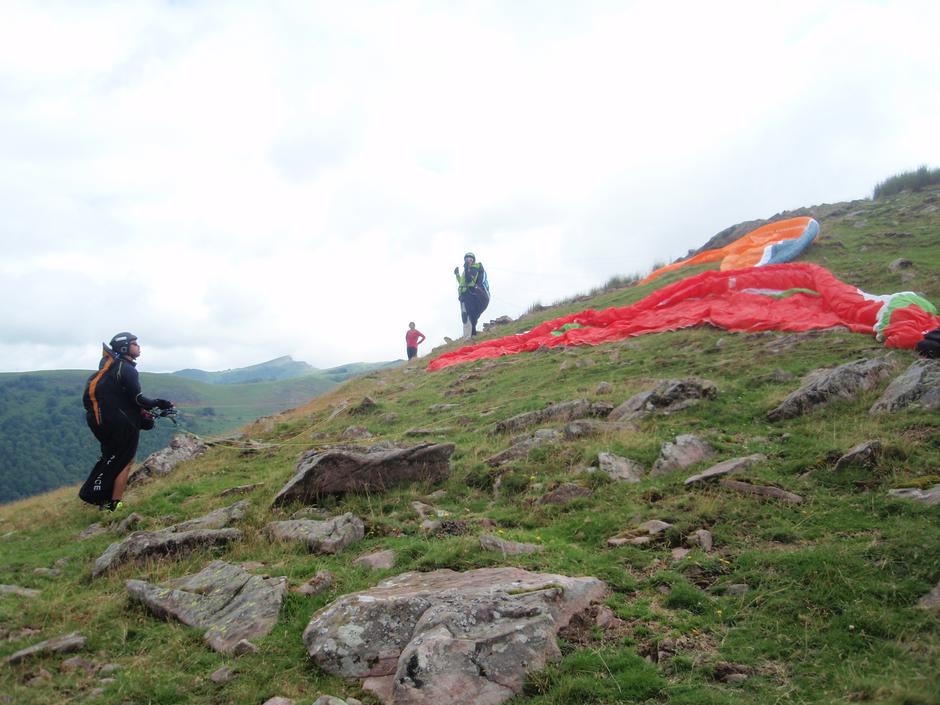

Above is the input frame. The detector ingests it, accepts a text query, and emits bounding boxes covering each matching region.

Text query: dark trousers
[406,346,418,359]
[460,290,490,335]
[79,412,139,506]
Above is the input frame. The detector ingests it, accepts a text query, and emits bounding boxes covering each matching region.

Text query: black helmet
[464,252,476,261]
[109,332,138,354]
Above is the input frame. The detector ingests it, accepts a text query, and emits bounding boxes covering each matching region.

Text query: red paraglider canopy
[428,263,940,371]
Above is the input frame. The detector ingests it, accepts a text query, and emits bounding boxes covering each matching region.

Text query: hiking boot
[105,500,125,513]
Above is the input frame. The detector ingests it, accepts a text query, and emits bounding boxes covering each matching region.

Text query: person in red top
[405,322,426,360]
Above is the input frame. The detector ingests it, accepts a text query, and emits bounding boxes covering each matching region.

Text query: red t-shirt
[405,329,424,347]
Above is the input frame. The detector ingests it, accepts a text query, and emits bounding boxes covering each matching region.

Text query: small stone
[98,677,117,685]
[32,567,61,577]
[232,639,258,655]
[295,570,333,597]
[594,605,624,629]
[607,537,629,547]
[27,667,53,685]
[724,673,748,684]
[688,529,713,552]
[98,663,121,675]
[353,549,396,571]
[726,584,749,597]
[262,698,295,705]
[77,522,106,540]
[479,534,543,555]
[114,512,144,533]
[595,381,613,395]
[638,520,671,535]
[60,656,96,674]
[210,665,233,683]
[671,547,690,560]
[888,257,913,271]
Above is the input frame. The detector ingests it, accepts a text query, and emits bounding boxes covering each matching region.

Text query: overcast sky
[2,0,937,374]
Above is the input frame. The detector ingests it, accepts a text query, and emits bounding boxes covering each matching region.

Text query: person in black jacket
[79,332,173,511]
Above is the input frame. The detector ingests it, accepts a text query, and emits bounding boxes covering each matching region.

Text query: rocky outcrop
[833,440,881,470]
[651,435,716,476]
[887,485,940,506]
[869,359,940,413]
[265,513,364,554]
[767,356,897,421]
[5,632,86,664]
[302,567,606,705]
[128,434,208,487]
[93,528,242,578]
[597,452,645,482]
[127,560,287,654]
[273,444,454,505]
[91,502,249,577]
[485,429,560,467]
[494,400,612,434]
[608,378,718,422]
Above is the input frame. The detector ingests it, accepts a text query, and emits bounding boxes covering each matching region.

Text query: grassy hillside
[0,187,938,705]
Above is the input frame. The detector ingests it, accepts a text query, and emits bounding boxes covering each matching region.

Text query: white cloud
[1,0,938,372]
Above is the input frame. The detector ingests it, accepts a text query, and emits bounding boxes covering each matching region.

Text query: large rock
[494,400,612,434]
[768,356,897,421]
[608,378,718,422]
[273,444,454,505]
[302,567,606,705]
[170,500,251,532]
[265,513,365,554]
[651,435,716,476]
[869,359,940,413]
[93,528,242,577]
[127,560,287,654]
[128,434,208,487]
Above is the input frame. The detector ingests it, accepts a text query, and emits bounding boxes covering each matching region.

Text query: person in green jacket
[453,252,490,338]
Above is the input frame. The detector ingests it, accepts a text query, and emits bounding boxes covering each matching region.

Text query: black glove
[453,267,459,276]
[154,398,174,410]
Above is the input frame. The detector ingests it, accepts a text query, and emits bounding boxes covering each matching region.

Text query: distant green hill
[0,358,398,504]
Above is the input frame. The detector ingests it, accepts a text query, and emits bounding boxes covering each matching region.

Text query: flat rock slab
[93,528,242,577]
[265,513,364,554]
[0,584,40,598]
[651,435,716,476]
[5,632,86,665]
[608,378,718,422]
[479,534,544,555]
[887,485,940,506]
[494,399,612,434]
[684,454,766,485]
[128,434,208,487]
[720,479,803,504]
[869,359,940,413]
[273,443,454,504]
[538,484,592,505]
[303,567,606,705]
[768,356,897,421]
[170,500,251,532]
[562,418,635,439]
[127,560,287,654]
[598,452,645,482]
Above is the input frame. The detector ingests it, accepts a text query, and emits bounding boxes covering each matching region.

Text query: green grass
[1,186,939,704]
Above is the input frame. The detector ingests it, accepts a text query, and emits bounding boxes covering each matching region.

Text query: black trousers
[79,411,139,506]
[460,290,490,334]
[406,346,418,359]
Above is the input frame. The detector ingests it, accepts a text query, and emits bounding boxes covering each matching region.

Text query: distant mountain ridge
[173,355,318,384]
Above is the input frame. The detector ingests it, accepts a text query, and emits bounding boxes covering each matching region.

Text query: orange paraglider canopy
[639,216,819,286]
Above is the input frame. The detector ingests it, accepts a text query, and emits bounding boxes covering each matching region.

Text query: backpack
[915,327,940,358]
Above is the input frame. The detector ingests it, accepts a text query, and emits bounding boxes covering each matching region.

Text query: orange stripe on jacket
[87,346,115,426]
